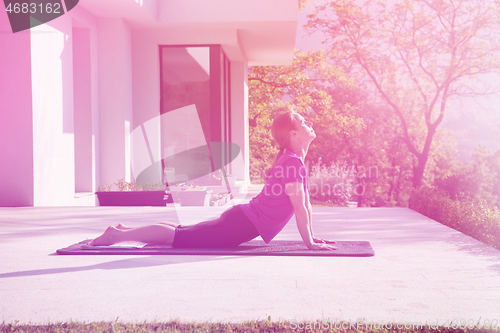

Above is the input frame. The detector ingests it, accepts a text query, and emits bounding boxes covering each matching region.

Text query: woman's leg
[90,205,258,248]
[88,223,177,246]
[172,205,259,248]
[116,222,178,230]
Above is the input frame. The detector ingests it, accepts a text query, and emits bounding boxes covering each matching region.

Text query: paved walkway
[1,198,500,327]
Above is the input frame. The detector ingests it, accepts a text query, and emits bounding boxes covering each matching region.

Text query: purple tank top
[240,150,307,243]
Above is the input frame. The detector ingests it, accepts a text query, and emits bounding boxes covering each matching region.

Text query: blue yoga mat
[57,240,375,257]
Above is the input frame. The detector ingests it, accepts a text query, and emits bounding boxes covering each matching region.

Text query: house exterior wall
[31,7,100,206]
[159,0,297,23]
[230,61,250,182]
[158,0,298,65]
[72,7,101,205]
[0,0,297,206]
[0,8,34,206]
[130,30,162,183]
[0,5,101,206]
[129,30,250,184]
[73,27,93,193]
[30,16,75,206]
[97,18,133,190]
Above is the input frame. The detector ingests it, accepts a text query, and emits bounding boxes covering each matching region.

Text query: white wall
[72,7,100,205]
[0,7,34,206]
[73,27,93,193]
[230,61,250,183]
[1,0,295,206]
[159,0,297,24]
[30,17,76,206]
[130,30,162,183]
[97,18,134,189]
[28,10,135,204]
[131,31,160,132]
[26,7,99,206]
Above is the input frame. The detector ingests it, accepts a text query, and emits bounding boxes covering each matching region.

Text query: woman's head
[265,110,315,180]
[271,110,299,151]
[271,110,315,150]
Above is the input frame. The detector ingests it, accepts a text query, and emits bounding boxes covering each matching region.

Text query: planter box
[222,176,237,187]
[171,190,212,206]
[211,193,231,206]
[96,191,171,206]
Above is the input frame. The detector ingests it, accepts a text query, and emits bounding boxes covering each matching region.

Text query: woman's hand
[285,182,338,251]
[313,237,337,245]
[306,242,338,251]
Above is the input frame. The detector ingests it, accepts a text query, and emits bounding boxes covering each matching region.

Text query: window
[159,45,231,183]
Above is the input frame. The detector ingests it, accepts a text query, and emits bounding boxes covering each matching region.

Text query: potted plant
[169,183,213,207]
[210,192,232,206]
[224,174,237,187]
[96,179,171,206]
[212,170,237,187]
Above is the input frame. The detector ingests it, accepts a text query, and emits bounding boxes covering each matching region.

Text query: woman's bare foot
[88,226,121,246]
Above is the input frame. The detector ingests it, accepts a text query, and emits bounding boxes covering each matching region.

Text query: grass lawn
[2,319,498,332]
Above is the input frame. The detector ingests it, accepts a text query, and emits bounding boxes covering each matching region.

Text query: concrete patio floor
[1,190,500,327]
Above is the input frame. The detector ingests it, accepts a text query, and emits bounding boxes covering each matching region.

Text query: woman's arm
[304,189,337,245]
[286,182,337,250]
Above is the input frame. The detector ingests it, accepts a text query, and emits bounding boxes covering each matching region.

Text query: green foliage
[410,187,500,250]
[435,145,500,208]
[248,49,422,206]
[249,0,500,207]
[97,179,166,192]
[248,50,384,187]
[248,47,497,208]
[306,0,500,188]
[308,159,357,206]
[298,0,308,10]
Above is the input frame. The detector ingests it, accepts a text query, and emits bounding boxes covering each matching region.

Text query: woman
[89,111,337,251]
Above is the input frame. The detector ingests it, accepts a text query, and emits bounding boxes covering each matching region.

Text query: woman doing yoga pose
[89,111,337,251]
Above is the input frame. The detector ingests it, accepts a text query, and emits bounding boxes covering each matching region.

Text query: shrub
[96,179,166,192]
[410,187,500,250]
[307,158,357,206]
[434,145,500,208]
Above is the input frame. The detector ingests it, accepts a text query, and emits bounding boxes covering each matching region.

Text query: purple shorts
[171,205,260,248]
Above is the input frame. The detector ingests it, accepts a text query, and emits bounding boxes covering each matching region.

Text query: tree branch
[355,51,420,158]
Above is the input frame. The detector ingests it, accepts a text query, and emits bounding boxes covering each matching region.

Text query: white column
[97,18,133,188]
[230,61,250,184]
[73,27,93,193]
[31,17,75,206]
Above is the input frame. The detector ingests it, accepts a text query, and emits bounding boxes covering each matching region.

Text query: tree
[248,50,366,183]
[248,50,404,205]
[248,48,460,206]
[307,0,500,188]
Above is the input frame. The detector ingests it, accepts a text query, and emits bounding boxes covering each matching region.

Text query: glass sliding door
[159,45,231,185]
